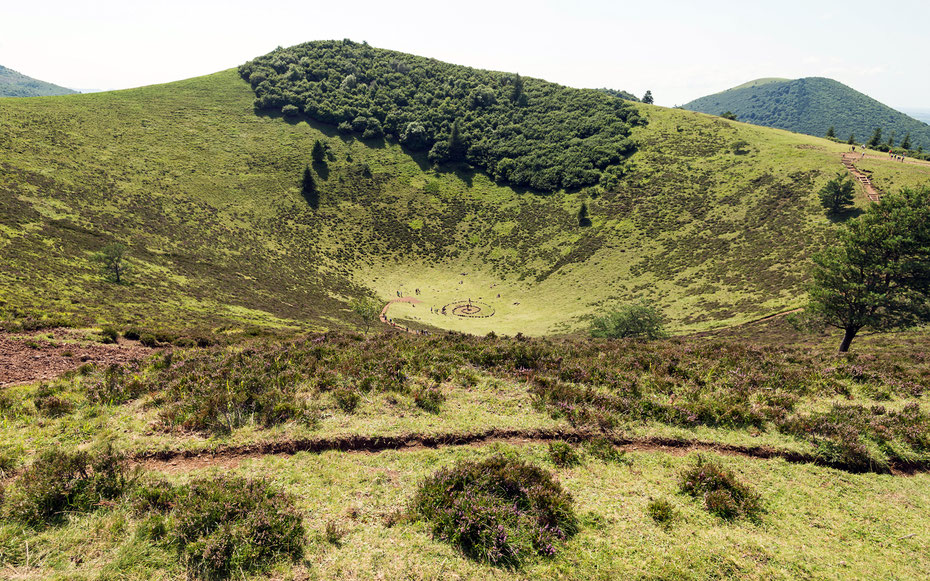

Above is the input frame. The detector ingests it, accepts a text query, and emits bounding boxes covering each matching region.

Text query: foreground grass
[4,443,930,579]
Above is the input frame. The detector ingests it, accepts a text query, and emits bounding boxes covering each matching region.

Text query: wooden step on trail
[841,153,882,203]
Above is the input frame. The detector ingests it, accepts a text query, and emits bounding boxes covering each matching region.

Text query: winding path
[380,296,423,333]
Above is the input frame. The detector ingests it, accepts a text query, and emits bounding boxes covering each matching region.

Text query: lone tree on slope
[808,187,930,352]
[300,165,319,209]
[311,139,327,164]
[867,127,883,148]
[826,126,836,139]
[577,202,591,227]
[818,173,856,215]
[93,242,131,284]
[642,90,654,105]
[350,297,381,334]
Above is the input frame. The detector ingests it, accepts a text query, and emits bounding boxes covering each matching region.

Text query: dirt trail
[857,153,930,167]
[842,153,883,202]
[380,296,423,333]
[131,428,914,475]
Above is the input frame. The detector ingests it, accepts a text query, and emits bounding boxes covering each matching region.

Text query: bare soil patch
[0,328,151,387]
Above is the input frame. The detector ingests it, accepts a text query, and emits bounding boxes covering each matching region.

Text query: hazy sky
[2,0,927,108]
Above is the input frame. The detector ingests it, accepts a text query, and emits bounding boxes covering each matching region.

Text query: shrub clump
[646,498,677,525]
[411,455,578,568]
[678,456,762,520]
[590,301,667,340]
[172,476,305,580]
[412,384,445,414]
[548,441,581,467]
[2,446,133,526]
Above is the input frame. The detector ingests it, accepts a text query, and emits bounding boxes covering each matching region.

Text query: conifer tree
[300,165,319,209]
[311,139,327,164]
[847,133,855,145]
[817,173,855,214]
[642,90,654,105]
[510,74,525,105]
[578,202,591,226]
[867,127,883,148]
[901,133,912,150]
[447,119,467,160]
[825,126,835,139]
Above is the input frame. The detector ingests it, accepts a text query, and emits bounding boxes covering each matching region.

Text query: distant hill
[0,64,77,97]
[684,77,930,150]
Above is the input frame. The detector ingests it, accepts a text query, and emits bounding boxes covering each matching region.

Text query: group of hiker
[850,145,906,163]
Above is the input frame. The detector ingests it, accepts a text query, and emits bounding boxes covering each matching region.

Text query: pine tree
[311,139,327,164]
[817,172,855,214]
[901,133,912,150]
[510,74,525,105]
[867,127,883,148]
[847,133,855,145]
[825,126,836,139]
[578,202,591,226]
[447,119,467,160]
[300,165,319,209]
[642,90,654,105]
[808,187,930,352]
[885,131,896,148]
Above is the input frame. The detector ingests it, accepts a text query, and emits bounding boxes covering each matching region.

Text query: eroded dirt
[0,328,151,387]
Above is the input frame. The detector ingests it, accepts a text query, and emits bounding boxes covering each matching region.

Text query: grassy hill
[684,77,930,150]
[0,64,77,98]
[1,43,929,339]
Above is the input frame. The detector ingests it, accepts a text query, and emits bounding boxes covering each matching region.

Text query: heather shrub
[86,364,147,405]
[333,386,361,413]
[33,394,73,418]
[548,441,580,467]
[2,445,133,526]
[678,456,761,520]
[646,498,677,525]
[100,326,119,344]
[412,384,444,413]
[411,456,578,568]
[171,476,305,580]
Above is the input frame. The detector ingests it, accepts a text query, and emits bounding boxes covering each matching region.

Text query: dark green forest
[238,40,644,191]
[0,65,76,98]
[684,77,930,151]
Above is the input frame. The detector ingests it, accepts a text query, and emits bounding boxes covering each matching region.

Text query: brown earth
[0,329,151,387]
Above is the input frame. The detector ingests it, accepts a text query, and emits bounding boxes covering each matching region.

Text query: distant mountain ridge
[684,77,930,150]
[0,65,77,97]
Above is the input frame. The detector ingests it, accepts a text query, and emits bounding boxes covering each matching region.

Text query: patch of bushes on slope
[411,455,578,567]
[169,476,305,580]
[678,456,762,520]
[239,39,643,192]
[1,446,306,579]
[85,331,930,469]
[1,445,133,526]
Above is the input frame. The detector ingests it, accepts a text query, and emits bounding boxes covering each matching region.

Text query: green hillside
[2,42,929,338]
[684,77,930,150]
[0,64,77,98]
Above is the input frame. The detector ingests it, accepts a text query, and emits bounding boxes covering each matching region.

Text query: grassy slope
[684,77,930,149]
[1,70,929,336]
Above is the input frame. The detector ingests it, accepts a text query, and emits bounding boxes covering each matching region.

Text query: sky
[2,0,928,108]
